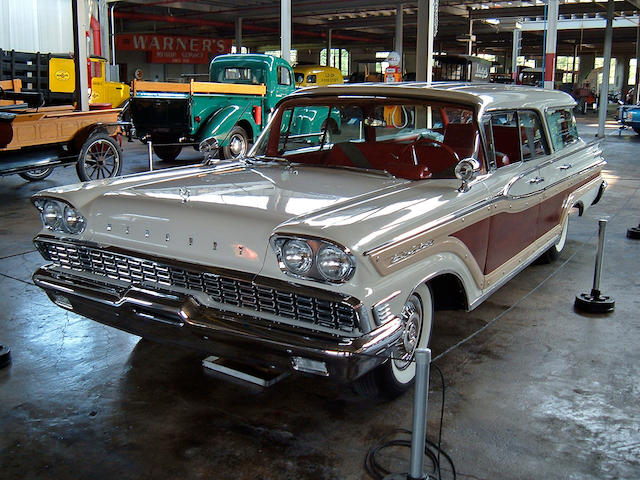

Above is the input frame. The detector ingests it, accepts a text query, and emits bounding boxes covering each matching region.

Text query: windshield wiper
[321,164,395,178]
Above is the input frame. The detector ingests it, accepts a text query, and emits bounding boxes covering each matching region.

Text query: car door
[481,110,550,276]
[535,107,587,238]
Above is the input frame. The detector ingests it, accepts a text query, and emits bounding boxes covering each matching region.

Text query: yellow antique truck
[0,49,129,108]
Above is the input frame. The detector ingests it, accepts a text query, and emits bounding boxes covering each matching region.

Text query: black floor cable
[365,363,456,480]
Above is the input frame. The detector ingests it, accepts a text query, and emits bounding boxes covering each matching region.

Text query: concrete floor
[1,116,639,479]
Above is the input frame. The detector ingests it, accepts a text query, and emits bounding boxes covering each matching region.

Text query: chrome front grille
[38,241,358,333]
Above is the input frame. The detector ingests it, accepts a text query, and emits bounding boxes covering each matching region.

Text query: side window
[518,110,548,161]
[278,66,291,86]
[546,109,579,151]
[490,111,520,167]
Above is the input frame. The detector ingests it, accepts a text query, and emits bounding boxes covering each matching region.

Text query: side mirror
[455,158,480,192]
[198,137,219,162]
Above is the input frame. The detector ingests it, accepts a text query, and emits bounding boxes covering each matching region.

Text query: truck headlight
[271,235,355,283]
[34,198,86,234]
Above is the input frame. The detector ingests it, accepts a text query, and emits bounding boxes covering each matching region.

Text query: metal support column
[467,15,474,56]
[416,0,435,84]
[98,0,110,80]
[235,18,243,53]
[280,0,291,64]
[72,0,89,111]
[327,29,332,67]
[512,28,521,81]
[543,0,559,90]
[395,4,404,70]
[572,42,578,87]
[597,0,615,138]
[635,22,640,104]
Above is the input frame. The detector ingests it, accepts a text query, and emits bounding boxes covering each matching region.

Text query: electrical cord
[364,362,456,480]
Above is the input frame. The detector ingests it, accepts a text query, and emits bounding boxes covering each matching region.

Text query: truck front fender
[196,105,256,146]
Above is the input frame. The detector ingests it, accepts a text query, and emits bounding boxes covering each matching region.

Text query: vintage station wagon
[32,83,606,398]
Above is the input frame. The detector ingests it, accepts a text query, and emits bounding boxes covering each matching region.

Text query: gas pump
[384,52,404,126]
[384,51,403,83]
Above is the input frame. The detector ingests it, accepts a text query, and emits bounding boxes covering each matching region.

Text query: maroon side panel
[484,205,540,274]
[451,217,491,273]
[537,190,566,238]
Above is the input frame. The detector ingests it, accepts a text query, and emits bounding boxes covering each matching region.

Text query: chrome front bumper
[33,266,403,382]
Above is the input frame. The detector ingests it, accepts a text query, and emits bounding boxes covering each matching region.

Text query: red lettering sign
[116,34,232,64]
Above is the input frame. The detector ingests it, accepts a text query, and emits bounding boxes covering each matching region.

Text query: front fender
[196,105,256,145]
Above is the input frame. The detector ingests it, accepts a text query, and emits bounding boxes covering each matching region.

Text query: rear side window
[546,109,578,151]
[490,111,520,167]
[218,67,264,84]
[518,110,548,160]
[278,66,292,86]
[306,74,317,84]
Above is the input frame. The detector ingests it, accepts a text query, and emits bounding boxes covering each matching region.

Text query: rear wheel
[539,214,569,264]
[76,134,123,181]
[353,286,434,399]
[18,167,54,181]
[153,145,182,162]
[221,126,249,159]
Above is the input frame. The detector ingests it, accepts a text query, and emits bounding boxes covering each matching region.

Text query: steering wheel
[400,136,459,163]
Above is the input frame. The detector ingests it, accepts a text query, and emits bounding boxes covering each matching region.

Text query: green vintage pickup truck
[129,54,307,161]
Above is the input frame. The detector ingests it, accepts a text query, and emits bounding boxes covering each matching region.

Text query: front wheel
[353,286,434,399]
[76,134,123,182]
[221,126,249,160]
[18,167,54,181]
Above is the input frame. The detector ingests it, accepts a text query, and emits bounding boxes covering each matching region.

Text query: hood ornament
[179,186,190,204]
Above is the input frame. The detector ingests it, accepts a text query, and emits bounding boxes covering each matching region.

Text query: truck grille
[38,241,358,333]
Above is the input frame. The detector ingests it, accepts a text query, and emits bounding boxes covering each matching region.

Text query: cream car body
[32,83,606,397]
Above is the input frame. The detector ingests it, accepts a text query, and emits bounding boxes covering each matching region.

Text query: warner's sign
[116,34,232,64]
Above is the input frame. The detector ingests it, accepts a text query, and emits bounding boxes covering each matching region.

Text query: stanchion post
[575,219,615,313]
[148,141,154,172]
[408,348,431,480]
[627,219,640,239]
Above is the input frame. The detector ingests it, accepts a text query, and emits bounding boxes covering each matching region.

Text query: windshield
[252,97,483,180]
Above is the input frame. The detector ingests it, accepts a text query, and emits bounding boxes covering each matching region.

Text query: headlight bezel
[33,197,86,235]
[270,234,356,284]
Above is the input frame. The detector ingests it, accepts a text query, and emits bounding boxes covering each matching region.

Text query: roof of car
[284,82,576,113]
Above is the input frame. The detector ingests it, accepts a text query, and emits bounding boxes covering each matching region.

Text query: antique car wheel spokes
[86,140,118,179]
[77,134,123,182]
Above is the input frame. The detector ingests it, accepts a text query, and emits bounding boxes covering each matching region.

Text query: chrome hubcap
[229,134,246,156]
[394,297,421,371]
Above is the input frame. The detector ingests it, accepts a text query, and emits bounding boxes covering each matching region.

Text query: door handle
[529,177,545,184]
[558,164,572,170]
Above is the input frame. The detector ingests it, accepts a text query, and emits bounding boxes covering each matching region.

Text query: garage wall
[116,50,211,83]
[1,0,73,53]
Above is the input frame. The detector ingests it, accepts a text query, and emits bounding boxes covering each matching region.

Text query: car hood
[42,163,425,274]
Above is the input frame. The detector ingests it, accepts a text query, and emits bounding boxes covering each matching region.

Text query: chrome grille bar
[39,241,358,333]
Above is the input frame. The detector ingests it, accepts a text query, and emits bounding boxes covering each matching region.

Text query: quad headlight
[33,198,86,234]
[271,236,355,283]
